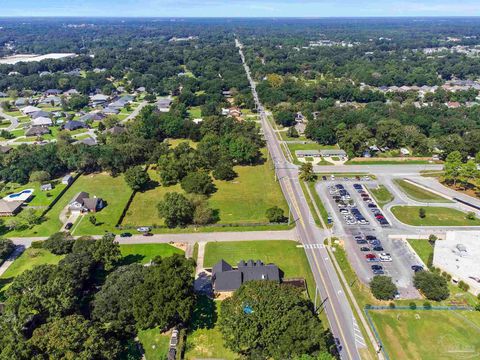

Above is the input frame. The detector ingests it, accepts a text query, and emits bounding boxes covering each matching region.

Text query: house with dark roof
[25,126,51,137]
[64,120,87,131]
[105,126,126,135]
[45,89,62,96]
[75,137,97,146]
[212,259,281,292]
[31,110,51,119]
[69,192,104,213]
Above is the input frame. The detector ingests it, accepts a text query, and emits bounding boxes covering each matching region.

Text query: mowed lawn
[137,328,171,360]
[123,153,287,226]
[204,240,315,297]
[0,248,64,300]
[119,244,184,265]
[370,310,480,360]
[407,239,434,265]
[70,173,133,235]
[369,185,394,207]
[395,180,452,203]
[391,206,480,226]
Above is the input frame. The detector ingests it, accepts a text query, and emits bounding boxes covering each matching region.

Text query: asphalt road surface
[237,39,365,360]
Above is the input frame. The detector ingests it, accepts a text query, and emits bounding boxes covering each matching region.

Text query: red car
[365,253,376,259]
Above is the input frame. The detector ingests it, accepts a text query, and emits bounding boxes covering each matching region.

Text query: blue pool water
[7,190,33,199]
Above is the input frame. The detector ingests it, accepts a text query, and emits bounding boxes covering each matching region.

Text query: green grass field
[407,239,433,266]
[0,248,64,300]
[123,152,286,226]
[369,185,394,207]
[188,106,202,119]
[185,297,237,360]
[369,310,480,360]
[203,240,315,298]
[395,180,452,203]
[137,328,171,360]
[119,244,184,265]
[391,206,480,226]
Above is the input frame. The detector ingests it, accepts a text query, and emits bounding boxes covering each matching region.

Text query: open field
[395,180,452,203]
[123,152,286,227]
[407,239,433,266]
[391,206,480,226]
[188,106,202,119]
[369,310,480,360]
[369,185,394,207]
[0,248,64,300]
[119,244,184,265]
[203,240,315,297]
[137,328,171,360]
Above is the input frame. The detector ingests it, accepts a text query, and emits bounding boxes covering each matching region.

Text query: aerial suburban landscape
[1,2,480,360]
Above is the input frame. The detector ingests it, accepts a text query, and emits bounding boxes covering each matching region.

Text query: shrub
[466,211,476,220]
[389,302,396,309]
[475,303,480,312]
[30,241,44,249]
[0,238,15,260]
[458,281,470,292]
[265,206,286,223]
[414,271,449,301]
[370,275,398,300]
[423,301,432,309]
[409,302,417,310]
[419,208,426,218]
[43,232,75,255]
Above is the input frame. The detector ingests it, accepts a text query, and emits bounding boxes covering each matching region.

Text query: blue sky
[2,0,480,17]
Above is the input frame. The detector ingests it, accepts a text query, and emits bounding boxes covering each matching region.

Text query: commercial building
[433,231,480,295]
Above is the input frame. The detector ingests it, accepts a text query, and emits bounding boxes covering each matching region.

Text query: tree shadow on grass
[119,254,146,266]
[188,295,217,332]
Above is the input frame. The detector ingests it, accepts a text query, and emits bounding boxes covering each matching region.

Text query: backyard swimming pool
[3,189,34,202]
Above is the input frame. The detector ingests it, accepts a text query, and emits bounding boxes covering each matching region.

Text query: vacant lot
[119,243,184,265]
[370,310,480,360]
[391,206,480,226]
[123,153,286,226]
[395,180,451,203]
[185,297,237,360]
[0,248,64,299]
[204,240,315,297]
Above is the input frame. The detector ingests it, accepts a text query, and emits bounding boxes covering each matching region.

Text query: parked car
[373,246,384,252]
[142,232,154,237]
[136,227,151,232]
[411,265,424,272]
[120,232,132,238]
[356,239,368,244]
[366,235,377,241]
[380,253,392,262]
[371,264,383,271]
[65,222,73,230]
[360,247,370,252]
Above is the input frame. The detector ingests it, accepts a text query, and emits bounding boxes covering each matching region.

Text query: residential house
[103,107,120,115]
[25,127,50,137]
[64,88,79,96]
[79,113,105,122]
[31,117,53,127]
[64,120,87,131]
[212,259,281,292]
[45,89,62,96]
[62,174,73,185]
[0,200,23,217]
[136,87,146,93]
[75,137,97,146]
[69,192,104,213]
[39,96,61,106]
[105,126,126,135]
[21,106,41,115]
[90,94,109,107]
[0,146,12,154]
[31,110,51,119]
[157,98,172,113]
[0,92,7,98]
[14,98,28,107]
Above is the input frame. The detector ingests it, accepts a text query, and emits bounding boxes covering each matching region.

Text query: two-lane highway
[236,38,365,360]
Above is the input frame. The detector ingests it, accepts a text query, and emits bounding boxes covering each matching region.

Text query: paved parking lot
[316,178,421,299]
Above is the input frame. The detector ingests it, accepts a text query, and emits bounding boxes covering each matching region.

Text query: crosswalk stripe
[304,243,323,249]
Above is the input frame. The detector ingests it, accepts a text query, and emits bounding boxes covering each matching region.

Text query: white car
[136,226,151,232]
[379,253,392,262]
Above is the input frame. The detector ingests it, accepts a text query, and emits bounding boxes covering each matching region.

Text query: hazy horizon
[2,0,480,18]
